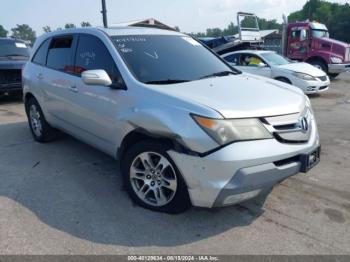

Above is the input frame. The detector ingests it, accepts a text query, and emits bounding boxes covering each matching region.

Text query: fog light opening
[223,189,262,205]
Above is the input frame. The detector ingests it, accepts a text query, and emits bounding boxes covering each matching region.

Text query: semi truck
[281,16,350,78]
[200,13,350,78]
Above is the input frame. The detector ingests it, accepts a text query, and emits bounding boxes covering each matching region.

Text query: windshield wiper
[145,79,191,85]
[0,54,29,58]
[199,70,236,80]
[0,54,29,59]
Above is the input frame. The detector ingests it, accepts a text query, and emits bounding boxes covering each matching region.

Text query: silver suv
[23,27,321,213]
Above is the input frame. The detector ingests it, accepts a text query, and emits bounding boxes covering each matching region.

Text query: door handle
[37,73,43,80]
[68,85,78,93]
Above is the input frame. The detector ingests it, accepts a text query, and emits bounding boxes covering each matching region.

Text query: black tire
[329,73,339,80]
[308,60,328,73]
[275,77,292,84]
[25,97,59,143]
[121,140,191,214]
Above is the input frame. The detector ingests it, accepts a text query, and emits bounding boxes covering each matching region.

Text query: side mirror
[81,70,112,87]
[258,63,267,68]
[300,29,307,41]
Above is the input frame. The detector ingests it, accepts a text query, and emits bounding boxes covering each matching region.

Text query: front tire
[25,97,59,143]
[121,140,191,214]
[275,77,292,84]
[309,60,328,73]
[329,73,339,80]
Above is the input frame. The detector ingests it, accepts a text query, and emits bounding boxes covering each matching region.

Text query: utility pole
[101,0,108,28]
[308,0,312,21]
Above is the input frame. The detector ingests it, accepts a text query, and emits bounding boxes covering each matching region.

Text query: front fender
[116,105,219,156]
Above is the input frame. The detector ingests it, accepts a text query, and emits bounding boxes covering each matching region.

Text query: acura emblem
[300,117,309,131]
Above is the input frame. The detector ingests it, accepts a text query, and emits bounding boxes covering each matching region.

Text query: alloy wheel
[129,151,178,207]
[29,104,42,137]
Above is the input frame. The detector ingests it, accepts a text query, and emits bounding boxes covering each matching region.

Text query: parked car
[206,12,350,79]
[222,50,330,94]
[23,27,320,213]
[0,38,30,97]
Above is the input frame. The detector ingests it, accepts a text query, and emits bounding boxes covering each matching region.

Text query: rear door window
[224,53,240,65]
[47,36,75,73]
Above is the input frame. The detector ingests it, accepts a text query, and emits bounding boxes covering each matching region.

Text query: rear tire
[121,140,191,214]
[25,97,60,143]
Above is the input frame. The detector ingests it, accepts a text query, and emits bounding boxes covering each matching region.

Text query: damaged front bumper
[168,118,320,208]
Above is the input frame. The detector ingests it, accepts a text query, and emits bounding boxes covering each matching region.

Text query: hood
[149,73,306,119]
[318,37,350,49]
[276,62,326,77]
[316,37,350,59]
[0,60,28,70]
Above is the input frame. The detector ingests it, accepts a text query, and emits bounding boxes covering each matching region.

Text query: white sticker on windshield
[182,37,201,46]
[120,48,133,53]
[15,43,27,48]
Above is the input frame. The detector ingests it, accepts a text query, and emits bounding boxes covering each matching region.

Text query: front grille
[0,70,22,85]
[319,86,328,90]
[274,155,300,167]
[262,108,312,144]
[346,47,350,62]
[318,76,328,82]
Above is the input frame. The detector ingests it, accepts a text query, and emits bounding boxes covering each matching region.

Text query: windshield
[312,30,329,38]
[112,35,237,84]
[260,53,290,66]
[0,40,30,58]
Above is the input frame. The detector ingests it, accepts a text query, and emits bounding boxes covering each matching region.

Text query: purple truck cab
[285,21,350,77]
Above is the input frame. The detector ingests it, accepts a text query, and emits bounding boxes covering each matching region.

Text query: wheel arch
[117,128,196,161]
[24,92,37,113]
[306,56,328,71]
[274,76,292,84]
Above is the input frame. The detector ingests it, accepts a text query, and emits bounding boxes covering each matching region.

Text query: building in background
[111,18,175,31]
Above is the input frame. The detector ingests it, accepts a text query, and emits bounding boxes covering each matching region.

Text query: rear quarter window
[32,39,50,66]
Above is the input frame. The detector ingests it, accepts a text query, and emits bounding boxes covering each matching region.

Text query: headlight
[192,115,273,145]
[293,72,316,81]
[305,95,314,116]
[330,56,343,64]
[305,95,311,108]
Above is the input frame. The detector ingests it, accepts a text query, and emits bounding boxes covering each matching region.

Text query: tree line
[0,22,91,45]
[288,0,350,43]
[191,0,350,43]
[1,0,349,45]
[191,18,282,38]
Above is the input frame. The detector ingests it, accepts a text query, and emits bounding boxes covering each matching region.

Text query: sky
[1,0,349,36]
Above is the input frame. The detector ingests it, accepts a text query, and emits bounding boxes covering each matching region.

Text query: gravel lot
[0,74,349,255]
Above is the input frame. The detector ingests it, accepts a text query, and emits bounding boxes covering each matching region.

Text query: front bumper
[292,76,330,94]
[168,118,320,208]
[328,63,350,74]
[0,83,22,95]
